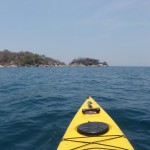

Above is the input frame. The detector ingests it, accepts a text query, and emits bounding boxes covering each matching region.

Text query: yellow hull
[57,97,134,150]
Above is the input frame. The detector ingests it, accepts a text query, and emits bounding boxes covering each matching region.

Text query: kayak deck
[57,97,134,150]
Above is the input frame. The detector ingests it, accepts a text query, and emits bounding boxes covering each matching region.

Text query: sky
[0,0,150,66]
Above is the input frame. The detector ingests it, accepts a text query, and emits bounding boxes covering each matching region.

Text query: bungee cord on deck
[61,135,130,150]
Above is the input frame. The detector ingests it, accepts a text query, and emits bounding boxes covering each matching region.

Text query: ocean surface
[0,67,150,150]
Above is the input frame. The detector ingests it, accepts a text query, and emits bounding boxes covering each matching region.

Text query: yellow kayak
[57,97,134,150]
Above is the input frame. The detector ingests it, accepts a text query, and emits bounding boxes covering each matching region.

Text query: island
[0,50,108,67]
[0,50,65,67]
[69,57,108,66]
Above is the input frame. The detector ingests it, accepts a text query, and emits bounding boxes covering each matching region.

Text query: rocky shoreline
[0,64,108,67]
[0,62,108,67]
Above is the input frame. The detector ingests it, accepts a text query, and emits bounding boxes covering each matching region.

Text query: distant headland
[0,50,108,67]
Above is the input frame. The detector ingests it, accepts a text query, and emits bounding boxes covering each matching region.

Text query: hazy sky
[0,0,150,66]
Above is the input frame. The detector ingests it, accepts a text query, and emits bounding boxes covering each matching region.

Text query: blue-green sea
[0,67,150,150]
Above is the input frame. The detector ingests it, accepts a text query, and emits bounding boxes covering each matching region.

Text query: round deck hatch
[77,122,109,136]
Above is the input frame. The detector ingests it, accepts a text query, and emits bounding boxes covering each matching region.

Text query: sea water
[0,67,150,150]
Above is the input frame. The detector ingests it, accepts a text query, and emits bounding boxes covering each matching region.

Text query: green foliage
[33,54,41,64]
[0,50,65,66]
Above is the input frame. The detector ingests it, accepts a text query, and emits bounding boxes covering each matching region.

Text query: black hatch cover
[77,122,109,136]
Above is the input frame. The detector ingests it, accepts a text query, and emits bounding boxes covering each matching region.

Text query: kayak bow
[57,97,134,150]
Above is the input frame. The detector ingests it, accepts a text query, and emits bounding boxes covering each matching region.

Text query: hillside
[0,50,65,67]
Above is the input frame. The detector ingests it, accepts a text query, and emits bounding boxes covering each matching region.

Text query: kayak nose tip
[87,96,91,99]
